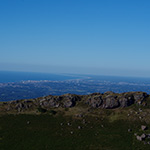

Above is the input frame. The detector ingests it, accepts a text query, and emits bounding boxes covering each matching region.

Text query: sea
[0,70,150,83]
[0,71,81,83]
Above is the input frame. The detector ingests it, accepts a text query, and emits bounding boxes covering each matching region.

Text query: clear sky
[0,0,150,77]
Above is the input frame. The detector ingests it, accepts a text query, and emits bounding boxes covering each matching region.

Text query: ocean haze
[0,63,150,78]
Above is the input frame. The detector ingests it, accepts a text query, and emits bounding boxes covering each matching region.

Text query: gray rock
[82,120,86,124]
[136,135,142,141]
[141,133,146,139]
[128,129,132,132]
[139,116,142,119]
[63,100,74,108]
[118,95,134,107]
[86,95,103,108]
[27,121,30,124]
[18,107,21,112]
[136,134,146,141]
[42,101,49,107]
[141,125,147,130]
[39,96,61,108]
[67,122,71,126]
[103,95,119,109]
[60,123,63,126]
[62,94,80,108]
[49,99,60,108]
[15,103,25,111]
[133,92,148,104]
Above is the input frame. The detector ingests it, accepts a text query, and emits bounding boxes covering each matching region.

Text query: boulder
[136,134,146,141]
[132,92,148,104]
[40,96,61,108]
[128,129,132,132]
[16,103,25,109]
[49,99,60,108]
[62,94,81,108]
[15,103,25,110]
[141,133,146,139]
[118,95,134,107]
[141,125,147,131]
[136,135,142,141]
[103,95,119,109]
[86,95,103,108]
[63,99,74,108]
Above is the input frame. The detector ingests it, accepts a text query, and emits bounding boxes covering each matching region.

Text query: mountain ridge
[0,91,149,114]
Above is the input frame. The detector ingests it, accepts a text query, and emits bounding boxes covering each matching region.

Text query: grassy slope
[1,96,150,150]
[0,113,150,150]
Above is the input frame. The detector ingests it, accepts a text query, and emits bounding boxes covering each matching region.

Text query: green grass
[0,114,150,150]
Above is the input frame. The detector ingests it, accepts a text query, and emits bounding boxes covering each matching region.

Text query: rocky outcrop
[103,95,119,109]
[0,91,149,112]
[132,92,148,104]
[85,93,103,108]
[61,93,81,108]
[85,91,148,109]
[39,94,81,108]
[118,94,134,107]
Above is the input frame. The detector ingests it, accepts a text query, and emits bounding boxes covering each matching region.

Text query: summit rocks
[85,91,148,109]
[0,91,149,113]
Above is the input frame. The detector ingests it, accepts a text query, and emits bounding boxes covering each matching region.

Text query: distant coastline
[0,71,150,102]
[0,71,83,83]
[1,70,150,83]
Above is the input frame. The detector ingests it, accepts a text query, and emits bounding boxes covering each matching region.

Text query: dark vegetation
[0,114,150,150]
[1,92,150,150]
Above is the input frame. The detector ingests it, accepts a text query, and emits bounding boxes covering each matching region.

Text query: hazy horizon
[1,69,150,79]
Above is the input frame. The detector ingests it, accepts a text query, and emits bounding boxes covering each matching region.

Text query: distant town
[1,77,150,101]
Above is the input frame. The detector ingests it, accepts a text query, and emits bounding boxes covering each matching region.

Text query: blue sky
[0,0,150,77]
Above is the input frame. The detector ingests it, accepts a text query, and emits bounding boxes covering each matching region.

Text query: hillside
[1,91,150,150]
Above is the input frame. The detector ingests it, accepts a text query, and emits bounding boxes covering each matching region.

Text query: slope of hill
[1,91,150,150]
